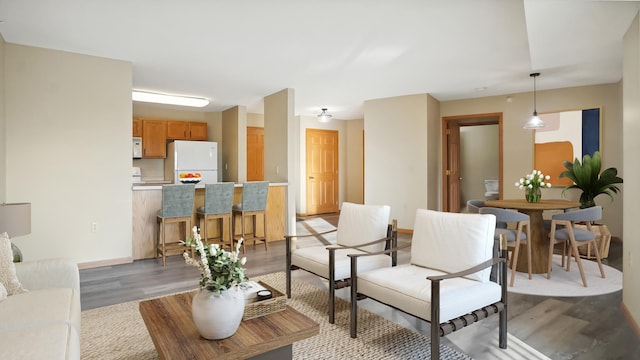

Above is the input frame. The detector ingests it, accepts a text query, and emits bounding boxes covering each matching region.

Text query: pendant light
[523,72,545,129]
[317,108,332,122]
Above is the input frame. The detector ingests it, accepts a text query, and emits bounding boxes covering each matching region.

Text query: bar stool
[196,182,235,250]
[232,181,269,253]
[156,184,195,267]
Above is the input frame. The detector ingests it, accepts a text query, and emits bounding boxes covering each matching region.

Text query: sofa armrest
[14,259,80,292]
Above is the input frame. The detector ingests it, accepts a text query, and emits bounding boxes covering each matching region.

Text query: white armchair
[285,202,395,323]
[349,209,508,360]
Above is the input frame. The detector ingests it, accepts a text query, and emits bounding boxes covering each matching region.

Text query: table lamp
[0,203,31,262]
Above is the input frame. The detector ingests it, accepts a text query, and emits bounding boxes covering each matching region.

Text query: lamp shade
[0,203,31,238]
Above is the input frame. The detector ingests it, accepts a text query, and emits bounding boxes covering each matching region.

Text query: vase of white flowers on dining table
[516,169,552,203]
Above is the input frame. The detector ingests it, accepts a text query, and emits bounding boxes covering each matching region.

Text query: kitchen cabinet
[167,121,208,140]
[142,119,167,158]
[132,118,143,137]
[188,122,208,140]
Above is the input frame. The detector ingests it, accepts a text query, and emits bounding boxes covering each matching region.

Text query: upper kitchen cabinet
[141,119,167,158]
[167,121,208,140]
[132,117,143,137]
[188,122,208,140]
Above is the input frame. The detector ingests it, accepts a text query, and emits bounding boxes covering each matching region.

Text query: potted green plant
[559,151,623,209]
[559,151,623,259]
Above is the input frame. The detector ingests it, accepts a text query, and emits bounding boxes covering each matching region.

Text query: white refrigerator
[165,140,218,184]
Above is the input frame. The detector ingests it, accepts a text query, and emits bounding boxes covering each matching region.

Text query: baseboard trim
[621,301,640,340]
[78,257,134,270]
[398,228,413,234]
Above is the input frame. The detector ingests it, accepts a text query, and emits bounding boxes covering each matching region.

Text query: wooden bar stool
[196,182,235,250]
[232,181,269,253]
[156,184,195,267]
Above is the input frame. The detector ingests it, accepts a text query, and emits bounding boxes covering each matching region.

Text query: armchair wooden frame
[285,220,397,324]
[349,234,508,360]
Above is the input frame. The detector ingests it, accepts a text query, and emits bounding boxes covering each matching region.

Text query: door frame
[441,113,503,212]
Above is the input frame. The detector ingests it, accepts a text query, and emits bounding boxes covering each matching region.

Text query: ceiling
[0,0,638,119]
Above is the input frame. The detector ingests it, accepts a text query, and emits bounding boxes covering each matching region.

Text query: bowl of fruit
[179,173,202,184]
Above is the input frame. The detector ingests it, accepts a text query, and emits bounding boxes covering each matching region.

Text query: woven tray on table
[243,281,286,321]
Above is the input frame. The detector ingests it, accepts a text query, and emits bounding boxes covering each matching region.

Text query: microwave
[132,137,143,159]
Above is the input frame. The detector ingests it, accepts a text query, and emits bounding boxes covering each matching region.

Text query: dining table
[484,199,580,274]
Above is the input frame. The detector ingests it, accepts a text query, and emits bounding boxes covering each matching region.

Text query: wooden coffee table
[139,290,319,360]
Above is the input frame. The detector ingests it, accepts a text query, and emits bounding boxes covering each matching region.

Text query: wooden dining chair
[547,206,606,287]
[479,207,532,286]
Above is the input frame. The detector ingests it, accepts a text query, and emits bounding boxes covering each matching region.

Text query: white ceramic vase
[191,287,245,340]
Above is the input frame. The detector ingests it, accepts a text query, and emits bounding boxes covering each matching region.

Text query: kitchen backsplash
[132,158,165,181]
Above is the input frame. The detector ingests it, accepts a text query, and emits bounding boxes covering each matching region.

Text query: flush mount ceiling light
[132,90,210,108]
[523,72,545,129]
[317,108,332,122]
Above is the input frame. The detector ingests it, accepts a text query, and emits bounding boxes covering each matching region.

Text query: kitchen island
[132,182,287,260]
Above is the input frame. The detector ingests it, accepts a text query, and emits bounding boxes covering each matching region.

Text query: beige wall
[364,94,430,230]
[0,35,5,203]
[426,94,440,210]
[623,12,640,328]
[247,112,264,127]
[345,119,364,205]
[5,44,132,263]
[441,83,623,237]
[221,106,246,182]
[264,88,295,234]
[460,125,499,204]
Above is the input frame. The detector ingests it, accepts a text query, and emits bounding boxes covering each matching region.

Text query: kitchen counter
[132,182,288,260]
[132,182,288,191]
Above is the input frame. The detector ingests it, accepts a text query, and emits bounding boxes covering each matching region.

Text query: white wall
[623,11,640,328]
[5,44,132,263]
[364,94,430,230]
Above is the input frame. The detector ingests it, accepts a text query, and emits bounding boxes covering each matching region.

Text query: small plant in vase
[182,227,248,340]
[515,169,552,203]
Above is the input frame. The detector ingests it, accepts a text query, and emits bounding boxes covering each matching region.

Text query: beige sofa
[0,259,81,360]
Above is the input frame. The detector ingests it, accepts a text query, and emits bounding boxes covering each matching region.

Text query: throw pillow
[0,232,26,295]
[0,282,6,302]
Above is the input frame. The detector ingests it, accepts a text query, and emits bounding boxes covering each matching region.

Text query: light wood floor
[80,214,639,360]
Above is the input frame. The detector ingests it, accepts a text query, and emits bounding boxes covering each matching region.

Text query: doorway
[442,113,503,212]
[306,129,339,215]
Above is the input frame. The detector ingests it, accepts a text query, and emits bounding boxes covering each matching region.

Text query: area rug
[81,272,472,359]
[507,254,622,297]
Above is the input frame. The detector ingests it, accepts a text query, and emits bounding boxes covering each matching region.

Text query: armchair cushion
[358,263,501,322]
[410,210,496,282]
[336,202,391,252]
[292,247,391,280]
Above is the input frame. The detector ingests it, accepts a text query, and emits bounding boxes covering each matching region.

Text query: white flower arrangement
[182,226,248,293]
[515,169,552,202]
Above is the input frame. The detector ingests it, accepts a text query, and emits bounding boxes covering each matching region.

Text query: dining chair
[479,207,532,286]
[547,206,606,287]
[466,199,485,213]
